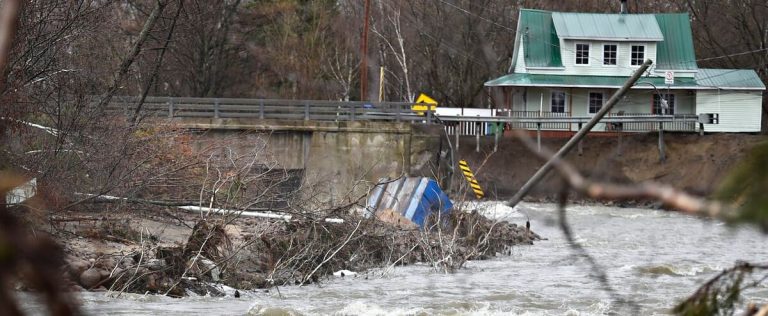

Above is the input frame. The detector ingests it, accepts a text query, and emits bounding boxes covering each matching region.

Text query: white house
[485,5,765,133]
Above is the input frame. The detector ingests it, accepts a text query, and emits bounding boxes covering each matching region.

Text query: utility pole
[359,0,371,101]
[505,59,653,208]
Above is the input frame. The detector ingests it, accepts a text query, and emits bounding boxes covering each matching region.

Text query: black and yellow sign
[458,160,484,199]
[411,93,438,114]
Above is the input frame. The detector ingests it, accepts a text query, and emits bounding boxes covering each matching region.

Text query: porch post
[658,122,666,163]
[455,126,460,153]
[577,122,583,156]
[536,122,542,152]
[475,122,480,153]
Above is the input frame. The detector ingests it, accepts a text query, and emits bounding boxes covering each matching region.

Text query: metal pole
[304,102,310,120]
[259,100,265,119]
[506,59,653,207]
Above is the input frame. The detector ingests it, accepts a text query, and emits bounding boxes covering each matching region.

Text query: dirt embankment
[459,133,767,200]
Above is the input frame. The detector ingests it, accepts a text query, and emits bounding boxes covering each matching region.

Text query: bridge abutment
[176,118,447,205]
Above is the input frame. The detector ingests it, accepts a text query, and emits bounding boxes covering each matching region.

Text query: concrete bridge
[108,96,709,202]
[160,116,447,204]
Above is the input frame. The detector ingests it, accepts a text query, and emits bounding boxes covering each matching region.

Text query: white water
[21,202,768,315]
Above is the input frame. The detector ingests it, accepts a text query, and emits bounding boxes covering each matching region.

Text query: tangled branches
[674,262,768,316]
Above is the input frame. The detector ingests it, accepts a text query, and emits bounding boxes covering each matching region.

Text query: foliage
[673,262,768,316]
[716,141,768,233]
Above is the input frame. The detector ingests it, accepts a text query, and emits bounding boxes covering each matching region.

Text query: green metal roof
[485,71,764,90]
[515,9,700,71]
[695,69,766,90]
[654,14,698,70]
[552,12,663,41]
[484,73,698,89]
[519,9,563,68]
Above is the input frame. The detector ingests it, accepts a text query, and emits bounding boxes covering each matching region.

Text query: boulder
[79,268,104,289]
[66,258,90,280]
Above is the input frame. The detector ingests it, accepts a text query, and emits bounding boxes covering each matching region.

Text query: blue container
[366,177,453,229]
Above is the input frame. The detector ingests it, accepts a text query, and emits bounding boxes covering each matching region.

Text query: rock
[146,274,158,291]
[66,258,90,280]
[79,268,104,289]
[119,257,135,268]
[146,259,166,271]
[97,258,117,270]
[99,268,112,280]
[198,258,221,282]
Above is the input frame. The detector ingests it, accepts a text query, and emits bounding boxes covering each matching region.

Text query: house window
[575,43,590,65]
[588,92,604,114]
[551,91,566,113]
[631,45,645,66]
[603,44,617,65]
[653,93,675,114]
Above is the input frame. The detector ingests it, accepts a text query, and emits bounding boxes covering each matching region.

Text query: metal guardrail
[108,96,706,132]
[107,96,430,122]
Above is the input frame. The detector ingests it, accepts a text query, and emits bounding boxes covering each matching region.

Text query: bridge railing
[108,96,705,133]
[108,96,433,122]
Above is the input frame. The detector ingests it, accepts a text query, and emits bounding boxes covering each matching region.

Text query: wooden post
[214,98,220,118]
[577,122,583,156]
[455,127,460,153]
[536,122,542,152]
[617,128,623,157]
[259,100,265,119]
[506,59,653,208]
[658,122,666,163]
[475,123,480,153]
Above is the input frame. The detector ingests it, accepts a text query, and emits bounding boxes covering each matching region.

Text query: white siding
[696,90,763,132]
[520,40,697,78]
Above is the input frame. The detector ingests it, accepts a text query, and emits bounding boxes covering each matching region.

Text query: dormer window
[631,45,645,65]
[603,44,617,65]
[575,43,590,65]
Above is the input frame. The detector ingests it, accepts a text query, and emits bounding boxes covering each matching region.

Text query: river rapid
[21,202,768,315]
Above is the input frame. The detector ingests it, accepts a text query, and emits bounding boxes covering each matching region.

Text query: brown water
[20,202,768,315]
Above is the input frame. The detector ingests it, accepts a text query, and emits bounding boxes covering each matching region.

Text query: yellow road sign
[412,93,438,114]
[458,160,484,199]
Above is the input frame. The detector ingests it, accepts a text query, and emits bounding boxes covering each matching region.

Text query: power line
[696,47,768,62]
[433,0,516,32]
